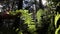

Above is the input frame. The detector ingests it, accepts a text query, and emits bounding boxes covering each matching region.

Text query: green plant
[19,10,36,33]
[36,9,44,23]
[9,9,36,34]
[55,12,60,27]
[55,25,60,34]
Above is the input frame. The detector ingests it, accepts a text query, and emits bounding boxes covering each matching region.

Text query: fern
[9,10,36,34]
[19,10,36,33]
[18,9,35,25]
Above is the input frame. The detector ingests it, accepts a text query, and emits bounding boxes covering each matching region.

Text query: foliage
[18,31,23,34]
[36,9,44,23]
[19,10,35,25]
[55,13,60,27]
[9,9,36,34]
[0,0,60,34]
[7,7,60,34]
[19,10,36,33]
[55,25,60,34]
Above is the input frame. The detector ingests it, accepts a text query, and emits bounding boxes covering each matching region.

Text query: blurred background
[0,0,60,34]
